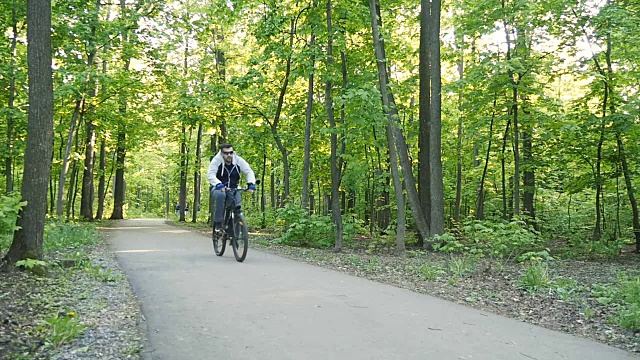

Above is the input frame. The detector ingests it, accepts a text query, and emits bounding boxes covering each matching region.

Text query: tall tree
[110,0,132,220]
[326,0,344,251]
[80,0,102,220]
[3,0,53,266]
[4,0,21,194]
[301,0,317,212]
[369,0,407,254]
[427,0,444,235]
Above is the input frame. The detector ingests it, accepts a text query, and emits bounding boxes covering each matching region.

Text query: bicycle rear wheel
[212,223,226,256]
[231,214,248,262]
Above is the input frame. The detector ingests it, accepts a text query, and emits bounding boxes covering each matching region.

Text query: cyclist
[207,143,256,235]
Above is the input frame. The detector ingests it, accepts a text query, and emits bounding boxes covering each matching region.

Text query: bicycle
[211,184,256,262]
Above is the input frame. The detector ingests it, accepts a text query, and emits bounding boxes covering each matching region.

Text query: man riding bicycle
[207,143,256,235]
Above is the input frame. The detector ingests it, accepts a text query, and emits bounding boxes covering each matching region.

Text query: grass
[41,313,87,348]
[517,262,550,292]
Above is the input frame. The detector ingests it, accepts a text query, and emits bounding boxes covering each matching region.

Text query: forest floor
[0,238,143,360]
[246,230,640,355]
[2,221,639,358]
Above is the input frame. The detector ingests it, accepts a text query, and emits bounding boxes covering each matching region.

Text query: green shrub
[448,256,477,277]
[418,264,445,281]
[274,204,364,248]
[275,205,334,247]
[434,218,542,260]
[464,218,542,259]
[0,233,11,252]
[41,312,86,348]
[517,262,550,292]
[0,192,27,234]
[44,221,97,253]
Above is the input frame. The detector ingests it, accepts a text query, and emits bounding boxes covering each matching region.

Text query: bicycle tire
[212,223,226,256]
[231,213,249,262]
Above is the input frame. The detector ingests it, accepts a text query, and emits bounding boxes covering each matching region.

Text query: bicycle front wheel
[212,223,226,256]
[231,214,249,262]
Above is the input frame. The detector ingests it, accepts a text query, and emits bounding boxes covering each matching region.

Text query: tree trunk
[617,136,640,252]
[476,95,497,220]
[80,104,96,220]
[454,31,464,223]
[192,121,203,223]
[369,0,407,254]
[427,0,443,236]
[179,123,188,222]
[301,2,316,211]
[96,139,106,220]
[79,0,101,220]
[371,0,430,248]
[269,17,296,205]
[110,1,131,220]
[418,0,431,245]
[110,128,126,219]
[67,131,81,218]
[56,100,83,216]
[326,0,344,251]
[522,128,535,222]
[3,0,53,266]
[501,119,511,219]
[4,1,19,194]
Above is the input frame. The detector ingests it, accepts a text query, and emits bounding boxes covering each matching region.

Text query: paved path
[107,219,637,360]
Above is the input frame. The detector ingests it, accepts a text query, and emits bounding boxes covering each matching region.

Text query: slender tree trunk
[302,2,316,211]
[96,140,106,219]
[56,100,83,216]
[326,0,344,251]
[453,32,464,223]
[3,0,54,266]
[80,0,101,220]
[501,119,511,219]
[502,2,520,217]
[110,128,126,219]
[269,17,296,204]
[369,0,408,254]
[476,95,497,220]
[192,121,203,223]
[5,1,19,194]
[418,0,431,245]
[80,102,96,220]
[428,0,443,236]
[110,1,131,220]
[179,123,187,222]
[67,130,81,218]
[616,136,640,251]
[522,128,535,221]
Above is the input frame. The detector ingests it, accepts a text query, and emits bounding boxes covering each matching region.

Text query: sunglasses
[222,151,234,155]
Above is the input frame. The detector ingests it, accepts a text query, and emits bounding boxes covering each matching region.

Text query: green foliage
[274,204,364,248]
[551,277,581,301]
[0,193,27,234]
[0,234,10,252]
[40,312,86,348]
[517,262,550,292]
[617,279,640,331]
[274,204,334,247]
[77,259,121,282]
[447,256,477,278]
[436,219,542,260]
[416,264,445,281]
[15,258,47,269]
[43,221,97,253]
[516,250,554,263]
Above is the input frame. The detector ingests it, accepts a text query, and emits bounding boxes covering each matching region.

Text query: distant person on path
[174,202,180,216]
[207,144,256,234]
